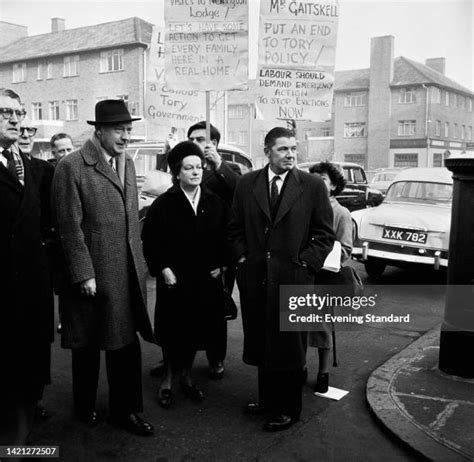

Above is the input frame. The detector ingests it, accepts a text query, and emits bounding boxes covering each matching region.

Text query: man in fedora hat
[52,99,155,436]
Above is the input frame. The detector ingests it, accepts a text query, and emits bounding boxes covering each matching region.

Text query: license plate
[382,227,427,244]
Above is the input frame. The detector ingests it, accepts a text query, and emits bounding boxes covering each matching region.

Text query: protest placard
[256,0,339,121]
[164,0,249,91]
[146,25,206,133]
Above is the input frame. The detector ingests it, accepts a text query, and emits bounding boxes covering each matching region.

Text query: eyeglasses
[20,127,37,137]
[0,107,27,121]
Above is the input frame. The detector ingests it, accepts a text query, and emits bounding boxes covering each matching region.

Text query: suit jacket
[52,138,154,350]
[0,150,53,393]
[228,166,335,369]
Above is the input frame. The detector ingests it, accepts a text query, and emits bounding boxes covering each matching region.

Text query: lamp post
[439,153,474,378]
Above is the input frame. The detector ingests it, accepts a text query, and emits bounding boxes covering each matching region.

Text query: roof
[335,57,473,96]
[393,168,453,184]
[0,17,153,64]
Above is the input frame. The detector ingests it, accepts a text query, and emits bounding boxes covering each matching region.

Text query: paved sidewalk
[367,325,474,462]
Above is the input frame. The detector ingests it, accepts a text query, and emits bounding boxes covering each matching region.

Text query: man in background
[48,132,74,167]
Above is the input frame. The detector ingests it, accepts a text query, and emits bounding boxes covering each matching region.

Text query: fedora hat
[87,99,141,125]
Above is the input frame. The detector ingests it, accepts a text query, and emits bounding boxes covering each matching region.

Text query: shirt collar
[268,167,289,184]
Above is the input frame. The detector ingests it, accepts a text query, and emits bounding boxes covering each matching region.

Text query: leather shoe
[179,380,204,402]
[157,388,173,409]
[75,410,99,427]
[243,401,265,415]
[208,362,225,380]
[263,414,299,432]
[314,372,329,393]
[109,413,154,436]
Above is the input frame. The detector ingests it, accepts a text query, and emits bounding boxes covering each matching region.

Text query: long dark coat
[142,185,228,352]
[228,166,335,370]
[0,152,53,400]
[52,139,154,350]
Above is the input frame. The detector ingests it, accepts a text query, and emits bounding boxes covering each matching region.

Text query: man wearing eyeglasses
[0,88,54,445]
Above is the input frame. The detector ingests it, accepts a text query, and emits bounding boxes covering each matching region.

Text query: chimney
[367,36,394,169]
[425,58,446,75]
[51,18,65,33]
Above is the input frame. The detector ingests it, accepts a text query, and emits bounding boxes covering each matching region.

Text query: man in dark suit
[188,121,240,379]
[0,88,53,444]
[52,100,155,436]
[228,127,335,431]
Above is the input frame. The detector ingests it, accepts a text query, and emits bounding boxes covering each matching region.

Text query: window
[433,153,443,168]
[228,131,236,143]
[48,101,60,120]
[433,152,450,168]
[321,127,330,137]
[63,55,79,77]
[399,88,416,104]
[12,63,26,83]
[445,91,450,106]
[228,105,247,119]
[431,87,441,104]
[453,123,458,138]
[32,103,43,121]
[394,153,418,168]
[398,120,416,136]
[66,99,78,121]
[435,120,441,137]
[344,91,367,107]
[444,122,449,137]
[100,49,124,73]
[46,61,53,79]
[37,62,43,80]
[344,122,366,137]
[469,99,473,112]
[461,125,465,140]
[468,126,473,141]
[453,93,457,107]
[460,96,465,110]
[238,131,248,145]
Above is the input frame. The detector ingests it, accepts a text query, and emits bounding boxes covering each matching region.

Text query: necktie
[109,157,116,172]
[270,175,280,218]
[3,149,18,179]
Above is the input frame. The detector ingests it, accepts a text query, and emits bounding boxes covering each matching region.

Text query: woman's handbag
[223,288,238,320]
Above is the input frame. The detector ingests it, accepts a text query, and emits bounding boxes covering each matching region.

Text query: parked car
[370,168,406,195]
[351,168,453,277]
[298,161,384,212]
[128,141,253,223]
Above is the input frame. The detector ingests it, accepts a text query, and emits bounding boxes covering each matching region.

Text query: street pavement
[367,326,474,462]
[24,264,453,462]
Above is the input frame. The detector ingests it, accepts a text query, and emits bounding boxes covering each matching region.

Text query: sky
[0,0,472,90]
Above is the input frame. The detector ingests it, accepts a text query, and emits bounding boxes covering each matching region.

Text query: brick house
[0,17,152,156]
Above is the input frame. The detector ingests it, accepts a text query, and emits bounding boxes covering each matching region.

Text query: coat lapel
[252,166,271,223]
[0,162,23,193]
[13,153,39,230]
[273,168,303,227]
[81,139,124,197]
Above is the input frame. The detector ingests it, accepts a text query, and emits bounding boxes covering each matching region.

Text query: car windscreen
[385,181,452,204]
[127,148,167,175]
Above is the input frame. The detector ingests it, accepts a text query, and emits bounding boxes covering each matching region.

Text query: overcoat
[142,185,228,352]
[0,152,53,400]
[52,138,154,350]
[228,166,335,370]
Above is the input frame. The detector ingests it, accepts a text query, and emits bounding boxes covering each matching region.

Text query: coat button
[266,251,271,259]
[264,227,270,235]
